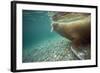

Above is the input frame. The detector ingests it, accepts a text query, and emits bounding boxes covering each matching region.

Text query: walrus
[51,12,91,49]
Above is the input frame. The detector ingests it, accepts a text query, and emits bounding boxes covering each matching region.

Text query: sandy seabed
[22,35,80,63]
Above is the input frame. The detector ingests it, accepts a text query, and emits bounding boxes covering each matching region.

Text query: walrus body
[51,12,91,49]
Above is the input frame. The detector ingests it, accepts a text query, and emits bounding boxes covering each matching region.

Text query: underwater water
[22,10,90,63]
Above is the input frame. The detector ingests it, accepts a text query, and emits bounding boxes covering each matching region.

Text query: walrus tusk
[51,21,57,32]
[71,46,85,60]
[51,22,54,32]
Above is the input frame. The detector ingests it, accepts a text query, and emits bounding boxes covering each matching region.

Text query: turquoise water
[22,10,79,63]
[23,10,57,49]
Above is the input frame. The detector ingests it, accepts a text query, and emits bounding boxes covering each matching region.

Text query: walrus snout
[52,23,63,32]
[52,23,58,30]
[51,23,59,32]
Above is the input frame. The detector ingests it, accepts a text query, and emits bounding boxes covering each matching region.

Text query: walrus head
[50,12,91,48]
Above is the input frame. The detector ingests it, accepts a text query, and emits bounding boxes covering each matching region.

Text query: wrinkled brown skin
[52,13,91,49]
